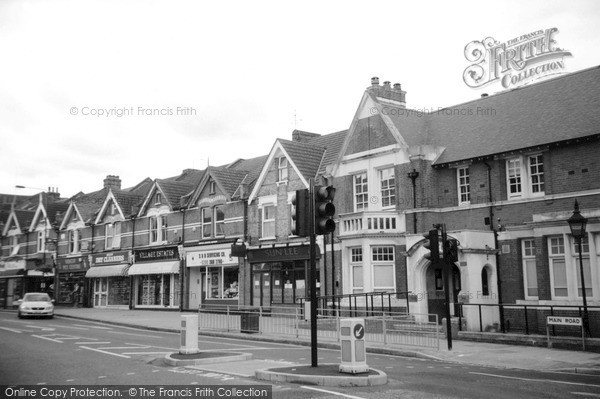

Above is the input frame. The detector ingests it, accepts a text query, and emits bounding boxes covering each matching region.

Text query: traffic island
[164,351,252,367]
[255,364,387,387]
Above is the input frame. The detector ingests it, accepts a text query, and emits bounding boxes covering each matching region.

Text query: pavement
[14,307,600,377]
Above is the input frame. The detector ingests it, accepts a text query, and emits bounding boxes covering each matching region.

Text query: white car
[17,292,54,319]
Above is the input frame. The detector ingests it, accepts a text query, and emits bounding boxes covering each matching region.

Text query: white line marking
[125,343,177,350]
[55,337,82,340]
[469,372,600,388]
[49,324,89,330]
[0,326,23,333]
[75,342,108,345]
[100,346,150,350]
[301,386,366,399]
[106,331,161,338]
[572,392,600,397]
[32,335,63,343]
[73,324,112,329]
[79,346,130,358]
[121,351,172,355]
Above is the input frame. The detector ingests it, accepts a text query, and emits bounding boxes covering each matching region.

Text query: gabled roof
[95,178,153,224]
[2,209,35,235]
[279,139,327,182]
[305,129,348,175]
[186,166,249,207]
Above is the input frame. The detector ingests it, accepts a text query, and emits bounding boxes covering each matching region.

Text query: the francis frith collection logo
[463,28,572,89]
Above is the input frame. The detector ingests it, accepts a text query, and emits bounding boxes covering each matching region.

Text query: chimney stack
[103,175,122,190]
[292,129,321,143]
[368,78,406,108]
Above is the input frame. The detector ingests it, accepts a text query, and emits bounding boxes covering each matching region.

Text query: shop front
[186,243,239,309]
[86,250,131,308]
[246,244,320,308]
[130,246,180,309]
[55,256,90,306]
[0,259,26,308]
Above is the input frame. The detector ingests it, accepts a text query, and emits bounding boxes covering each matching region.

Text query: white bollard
[339,318,369,374]
[180,314,199,354]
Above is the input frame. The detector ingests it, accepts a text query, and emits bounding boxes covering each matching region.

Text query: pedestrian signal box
[180,314,199,354]
[339,318,369,374]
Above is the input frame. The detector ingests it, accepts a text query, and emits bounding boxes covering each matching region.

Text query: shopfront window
[251,261,308,305]
[136,274,179,307]
[206,266,238,299]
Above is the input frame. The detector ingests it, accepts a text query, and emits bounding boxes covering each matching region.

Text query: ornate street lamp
[566,200,590,336]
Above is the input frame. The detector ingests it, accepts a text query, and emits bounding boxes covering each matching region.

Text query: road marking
[79,345,131,358]
[74,324,112,329]
[100,346,151,350]
[66,379,74,382]
[75,342,109,345]
[106,331,161,338]
[122,351,172,355]
[49,324,89,330]
[572,392,600,397]
[0,326,23,333]
[469,372,600,388]
[301,386,366,399]
[32,335,63,343]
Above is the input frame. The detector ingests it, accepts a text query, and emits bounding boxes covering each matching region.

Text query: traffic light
[423,228,441,264]
[445,238,459,263]
[314,185,336,235]
[291,189,309,236]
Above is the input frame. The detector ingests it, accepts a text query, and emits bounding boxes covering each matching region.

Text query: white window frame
[214,206,225,237]
[68,229,80,254]
[354,172,368,212]
[37,230,45,253]
[201,208,212,239]
[522,239,538,299]
[571,236,592,298]
[149,215,167,244]
[350,247,363,294]
[277,157,288,182]
[261,204,276,239]
[371,246,395,292]
[457,167,471,205]
[548,236,568,298]
[506,154,545,200]
[105,222,121,249]
[209,181,217,194]
[379,168,395,208]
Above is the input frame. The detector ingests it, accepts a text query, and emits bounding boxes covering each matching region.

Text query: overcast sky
[1,0,599,198]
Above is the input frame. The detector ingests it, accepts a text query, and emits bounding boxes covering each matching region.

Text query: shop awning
[127,261,180,275]
[0,269,26,278]
[86,264,130,278]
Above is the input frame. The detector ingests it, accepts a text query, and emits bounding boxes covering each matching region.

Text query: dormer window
[278,157,288,182]
[155,192,162,205]
[209,181,216,195]
[110,202,117,215]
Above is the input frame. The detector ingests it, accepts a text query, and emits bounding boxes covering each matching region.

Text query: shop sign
[91,250,130,266]
[134,246,179,262]
[187,247,236,267]
[56,256,90,272]
[247,245,319,263]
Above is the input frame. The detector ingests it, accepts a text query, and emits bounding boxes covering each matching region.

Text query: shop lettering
[136,248,177,260]
[547,316,582,326]
[95,255,125,264]
[264,247,299,258]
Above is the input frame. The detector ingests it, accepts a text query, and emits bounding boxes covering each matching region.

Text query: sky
[1,0,599,198]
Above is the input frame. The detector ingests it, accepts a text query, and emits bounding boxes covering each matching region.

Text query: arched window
[481,267,490,296]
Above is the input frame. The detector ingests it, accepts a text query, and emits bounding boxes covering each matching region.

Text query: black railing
[456,303,600,339]
[297,291,410,317]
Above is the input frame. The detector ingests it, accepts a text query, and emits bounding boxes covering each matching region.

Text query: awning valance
[127,261,180,275]
[0,269,26,278]
[86,264,130,278]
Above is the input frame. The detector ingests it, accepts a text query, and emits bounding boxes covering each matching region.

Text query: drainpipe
[88,222,95,308]
[243,198,248,306]
[179,208,186,312]
[484,162,504,332]
[129,215,136,310]
[407,169,419,234]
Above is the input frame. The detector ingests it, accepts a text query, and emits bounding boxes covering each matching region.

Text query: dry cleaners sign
[463,28,572,89]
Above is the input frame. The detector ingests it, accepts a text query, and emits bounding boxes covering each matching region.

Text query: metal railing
[197,304,440,350]
[456,303,600,338]
[297,291,410,317]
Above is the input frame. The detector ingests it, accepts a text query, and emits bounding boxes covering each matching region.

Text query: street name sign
[546,316,583,326]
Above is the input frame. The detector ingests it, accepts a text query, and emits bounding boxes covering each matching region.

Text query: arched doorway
[425,262,461,323]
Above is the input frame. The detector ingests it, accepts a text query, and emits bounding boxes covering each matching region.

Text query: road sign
[547,316,582,326]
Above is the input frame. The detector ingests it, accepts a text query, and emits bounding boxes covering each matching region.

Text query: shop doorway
[252,272,271,307]
[94,278,108,307]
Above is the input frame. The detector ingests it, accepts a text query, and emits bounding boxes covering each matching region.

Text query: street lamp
[566,200,590,336]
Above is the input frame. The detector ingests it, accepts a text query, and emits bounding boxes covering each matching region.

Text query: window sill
[259,237,276,241]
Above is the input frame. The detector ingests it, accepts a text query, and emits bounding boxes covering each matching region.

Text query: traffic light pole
[441,224,453,351]
[308,180,318,367]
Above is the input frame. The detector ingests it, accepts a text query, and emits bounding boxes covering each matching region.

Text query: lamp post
[567,200,590,336]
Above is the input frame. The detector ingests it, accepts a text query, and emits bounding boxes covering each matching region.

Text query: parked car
[17,292,54,319]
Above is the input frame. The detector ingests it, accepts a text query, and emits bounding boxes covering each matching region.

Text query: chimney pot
[393,83,402,91]
[371,77,380,86]
[383,81,391,89]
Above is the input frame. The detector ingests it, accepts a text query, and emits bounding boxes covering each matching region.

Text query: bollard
[180,314,199,354]
[339,318,369,374]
